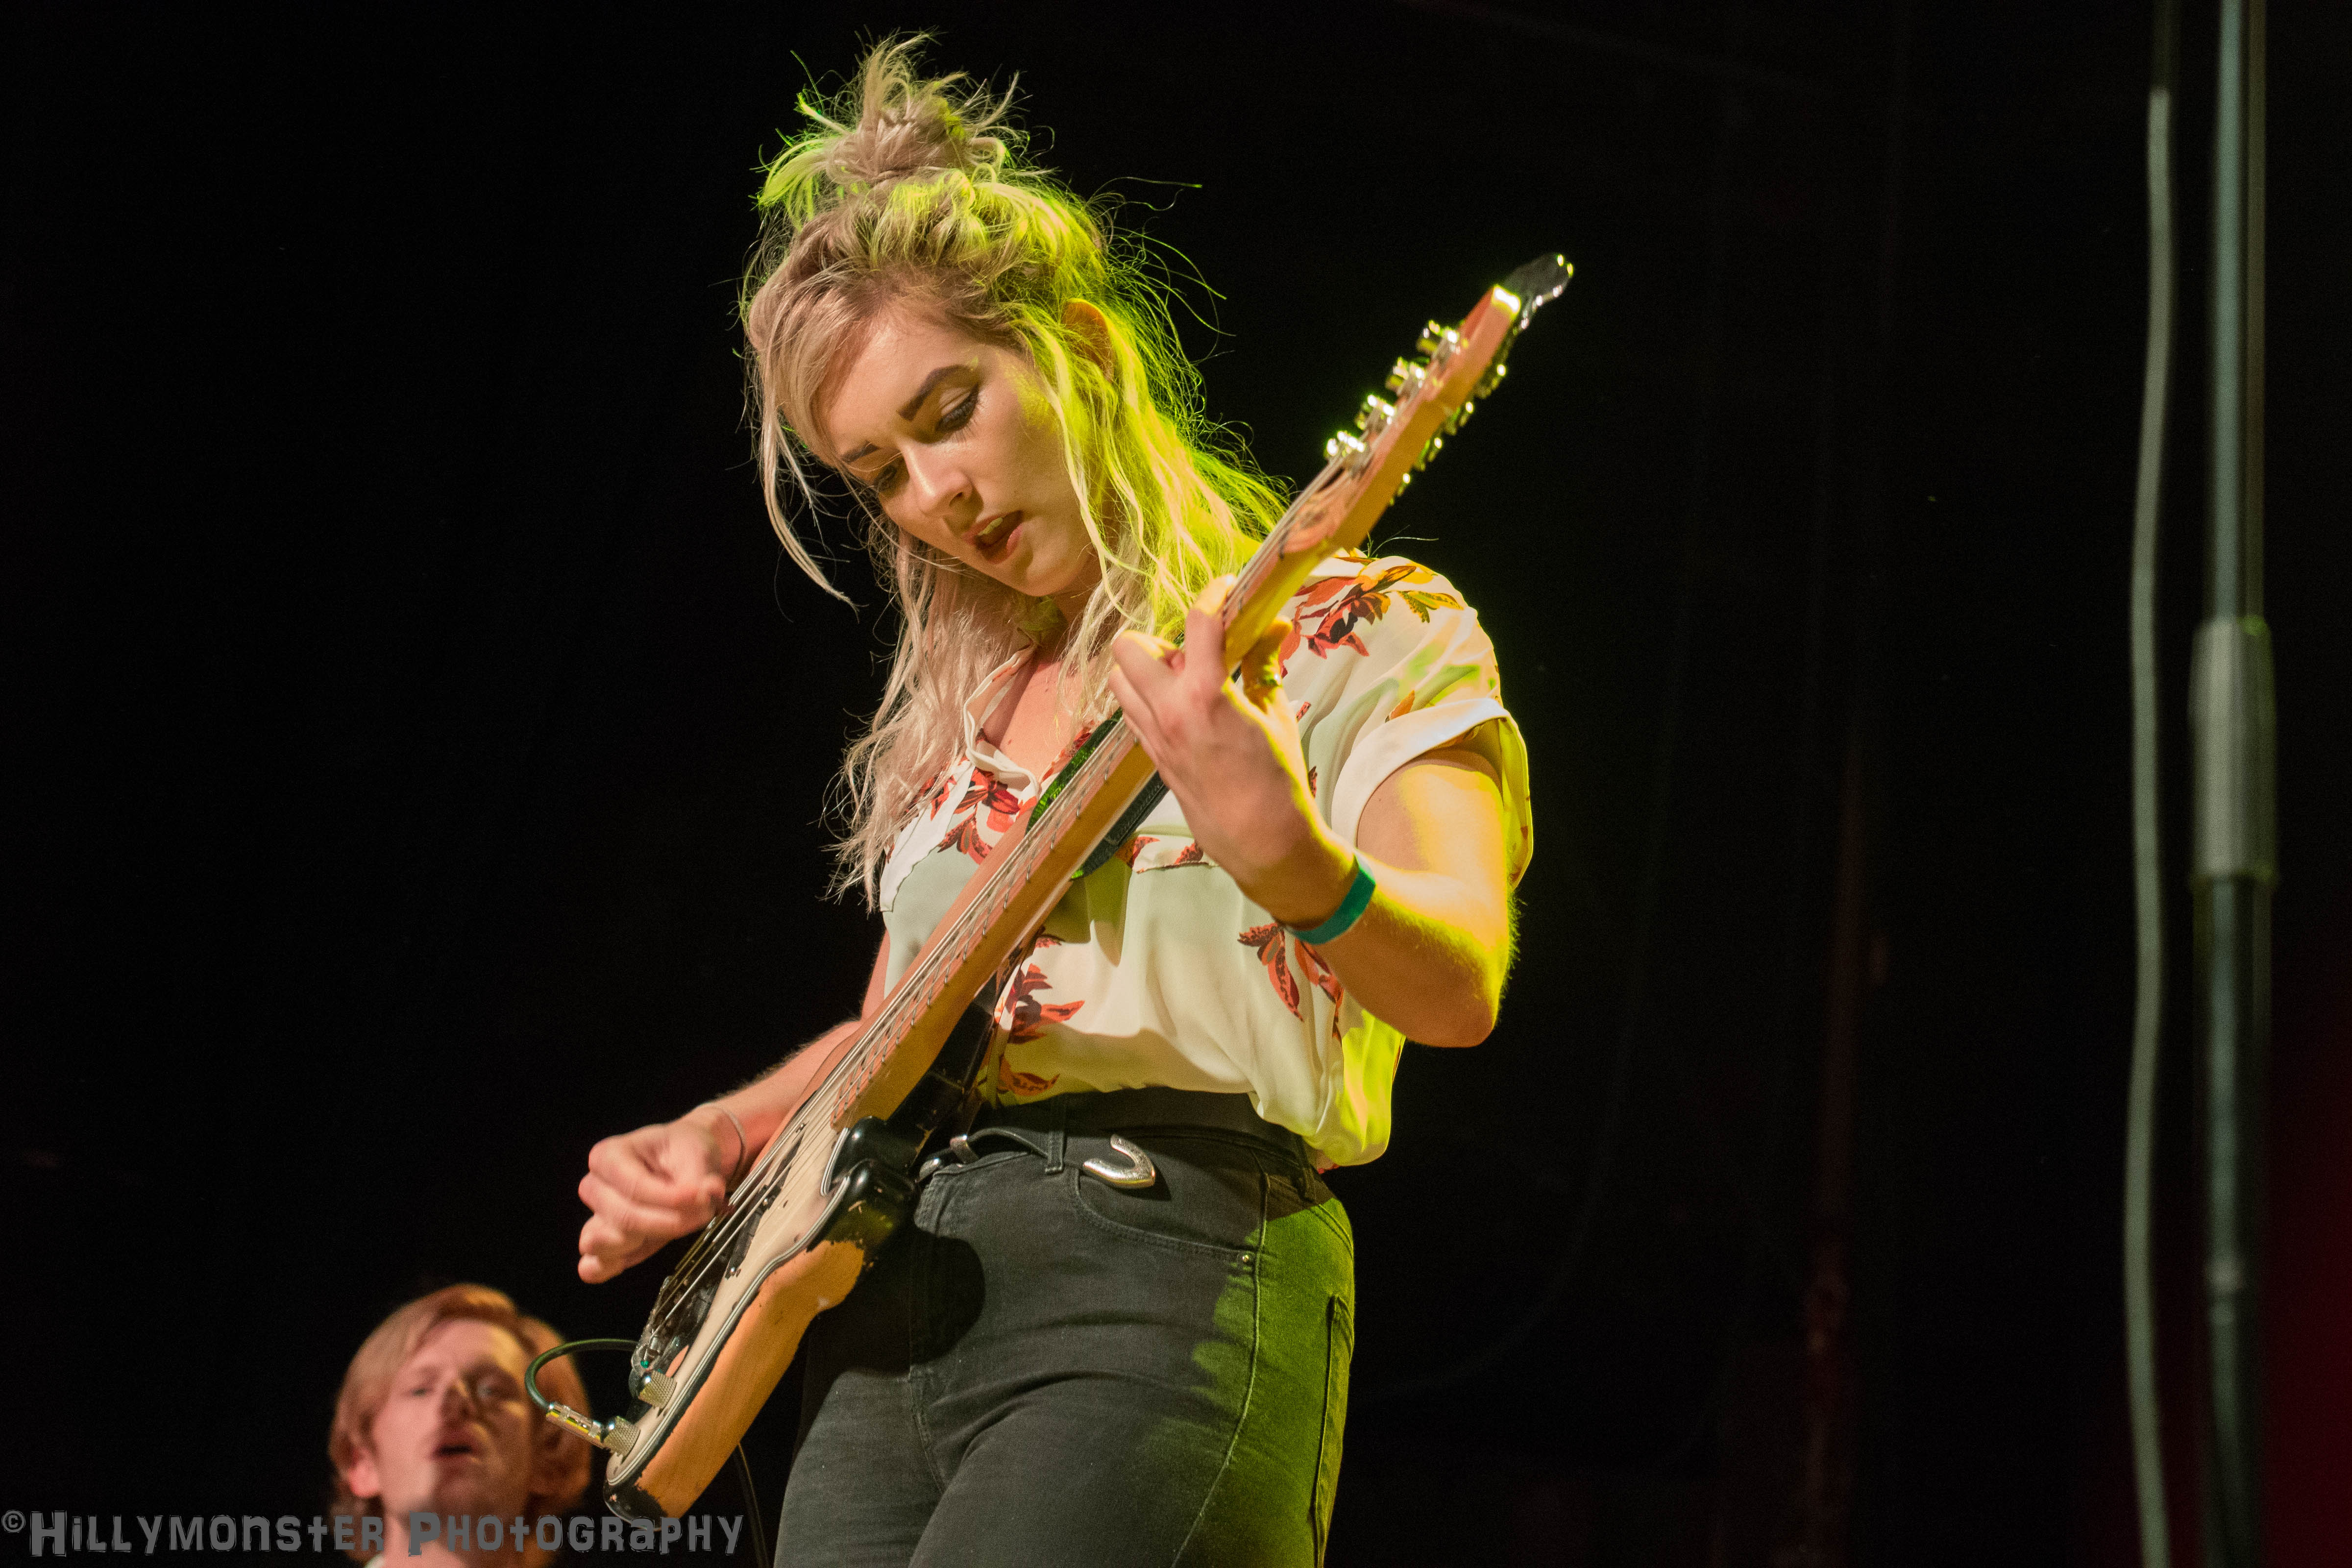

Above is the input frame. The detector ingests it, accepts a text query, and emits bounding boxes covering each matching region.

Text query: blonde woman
[576,38,1531,1565]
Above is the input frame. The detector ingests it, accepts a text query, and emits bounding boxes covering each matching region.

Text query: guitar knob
[1416,321,1458,356]
[1325,430,1366,463]
[1354,393,1396,433]
[1386,358,1427,396]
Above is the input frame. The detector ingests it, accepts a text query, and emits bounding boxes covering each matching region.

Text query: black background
[8,3,2349,1564]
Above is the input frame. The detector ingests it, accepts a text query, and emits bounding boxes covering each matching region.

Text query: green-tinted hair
[741,36,1286,900]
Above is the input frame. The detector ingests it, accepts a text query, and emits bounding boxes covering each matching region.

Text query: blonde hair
[327,1284,592,1557]
[742,36,1287,900]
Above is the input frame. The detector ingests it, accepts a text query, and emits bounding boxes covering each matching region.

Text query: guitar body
[601,747,1163,1520]
[588,256,1570,1520]
[605,1157,900,1518]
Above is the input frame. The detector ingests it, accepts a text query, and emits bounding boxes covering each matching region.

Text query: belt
[918,1087,1309,1186]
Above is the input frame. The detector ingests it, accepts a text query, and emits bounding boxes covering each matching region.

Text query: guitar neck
[772,260,1567,1143]
[622,257,1571,1524]
[1212,278,1537,665]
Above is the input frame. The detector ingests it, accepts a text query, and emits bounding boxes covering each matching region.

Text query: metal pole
[2124,0,2179,1562]
[2192,2,2272,1565]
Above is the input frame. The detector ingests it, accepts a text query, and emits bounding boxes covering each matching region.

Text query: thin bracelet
[1285,857,1376,947]
[700,1103,749,1187]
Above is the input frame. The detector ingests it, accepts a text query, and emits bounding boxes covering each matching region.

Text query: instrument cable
[527,1337,773,1567]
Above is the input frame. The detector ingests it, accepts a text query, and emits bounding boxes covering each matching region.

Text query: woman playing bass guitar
[574,38,1532,1566]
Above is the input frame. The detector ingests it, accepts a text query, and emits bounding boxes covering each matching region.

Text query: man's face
[347,1319,541,1524]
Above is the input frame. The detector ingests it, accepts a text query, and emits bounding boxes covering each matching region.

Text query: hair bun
[833,91,980,186]
[815,38,1012,194]
[754,36,1022,231]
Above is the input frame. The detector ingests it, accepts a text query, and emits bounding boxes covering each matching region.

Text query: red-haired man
[327,1284,594,1567]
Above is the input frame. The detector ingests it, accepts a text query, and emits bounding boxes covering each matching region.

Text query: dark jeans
[777,1089,1355,1567]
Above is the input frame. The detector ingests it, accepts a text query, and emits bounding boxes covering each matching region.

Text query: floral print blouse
[877,553,1532,1166]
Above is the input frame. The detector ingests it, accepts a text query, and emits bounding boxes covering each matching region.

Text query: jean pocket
[1311,1292,1353,1563]
[1066,1133,1266,1260]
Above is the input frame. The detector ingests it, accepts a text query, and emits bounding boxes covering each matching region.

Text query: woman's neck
[982,641,1089,780]
[1046,575,1097,630]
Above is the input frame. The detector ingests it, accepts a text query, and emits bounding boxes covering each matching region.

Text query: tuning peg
[1395,469,1414,492]
[1414,433,1444,470]
[1354,393,1396,433]
[1386,358,1428,396]
[1325,430,1366,463]
[1416,321,1459,356]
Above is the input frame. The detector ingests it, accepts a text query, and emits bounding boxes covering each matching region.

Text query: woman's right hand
[576,1110,734,1283]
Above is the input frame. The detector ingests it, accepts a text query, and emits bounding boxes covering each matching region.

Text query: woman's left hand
[1107,578,1355,928]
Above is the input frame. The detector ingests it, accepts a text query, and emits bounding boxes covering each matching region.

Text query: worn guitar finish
[570,256,1570,1520]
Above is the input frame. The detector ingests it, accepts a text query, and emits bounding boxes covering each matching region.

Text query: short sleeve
[1288,557,1533,884]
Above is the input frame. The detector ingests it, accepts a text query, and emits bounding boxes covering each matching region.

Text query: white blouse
[877,554,1532,1166]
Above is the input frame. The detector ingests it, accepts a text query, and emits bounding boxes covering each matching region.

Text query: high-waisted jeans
[776,1088,1356,1567]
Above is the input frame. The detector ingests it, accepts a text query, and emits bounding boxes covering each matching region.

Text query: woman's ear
[1063,298,1114,371]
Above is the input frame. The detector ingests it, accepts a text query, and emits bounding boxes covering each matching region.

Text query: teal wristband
[1286,857,1376,946]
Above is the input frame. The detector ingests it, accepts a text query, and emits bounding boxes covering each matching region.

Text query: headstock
[1285,253,1572,561]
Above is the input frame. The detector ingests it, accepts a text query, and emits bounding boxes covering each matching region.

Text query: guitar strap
[903,792,1174,1156]
[1038,713,1174,883]
[1074,775,1169,879]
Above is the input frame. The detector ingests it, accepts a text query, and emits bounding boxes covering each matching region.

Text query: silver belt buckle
[1080,1134,1158,1190]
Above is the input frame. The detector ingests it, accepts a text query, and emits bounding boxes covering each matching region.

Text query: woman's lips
[973,511,1022,559]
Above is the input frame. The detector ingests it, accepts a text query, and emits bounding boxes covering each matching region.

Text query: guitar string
[643,704,1147,1329]
[642,403,1416,1338]
[642,290,1542,1341]
[768,423,1379,1133]
[637,300,1542,1389]
[799,294,1523,1151]
[641,504,1324,1336]
[639,446,1380,1337]
[745,485,1323,1138]
[640,432,1393,1339]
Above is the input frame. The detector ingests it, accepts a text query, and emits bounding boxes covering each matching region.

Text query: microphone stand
[2190,2,2271,1565]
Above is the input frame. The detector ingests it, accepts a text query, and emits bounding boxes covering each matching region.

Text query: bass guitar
[542,253,1570,1521]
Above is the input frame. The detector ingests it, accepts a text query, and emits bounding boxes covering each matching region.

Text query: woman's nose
[897,445,971,521]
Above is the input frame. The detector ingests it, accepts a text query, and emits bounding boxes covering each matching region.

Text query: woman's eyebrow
[837,363,971,466]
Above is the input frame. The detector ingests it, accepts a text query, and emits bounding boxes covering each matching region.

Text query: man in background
[329,1284,593,1567]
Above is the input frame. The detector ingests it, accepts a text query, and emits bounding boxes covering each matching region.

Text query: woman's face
[821,302,1100,616]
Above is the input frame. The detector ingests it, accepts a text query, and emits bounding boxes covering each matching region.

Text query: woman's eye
[855,388,973,500]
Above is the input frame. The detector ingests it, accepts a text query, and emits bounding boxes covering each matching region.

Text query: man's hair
[327,1283,593,1554]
